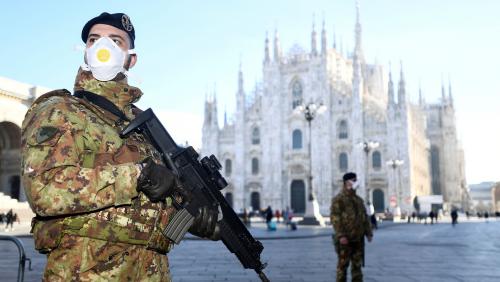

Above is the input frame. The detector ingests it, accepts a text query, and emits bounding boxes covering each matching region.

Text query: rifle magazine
[162,208,194,244]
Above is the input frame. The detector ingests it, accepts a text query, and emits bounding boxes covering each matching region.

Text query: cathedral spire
[212,84,219,128]
[398,61,406,105]
[388,62,395,106]
[238,62,244,93]
[354,0,364,62]
[340,36,344,56]
[419,83,424,107]
[311,17,318,56]
[441,76,446,104]
[273,29,281,62]
[321,19,327,55]
[448,77,453,107]
[264,31,270,64]
[333,27,337,49]
[224,105,227,127]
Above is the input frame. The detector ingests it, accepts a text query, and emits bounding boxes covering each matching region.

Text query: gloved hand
[189,205,221,240]
[137,158,176,202]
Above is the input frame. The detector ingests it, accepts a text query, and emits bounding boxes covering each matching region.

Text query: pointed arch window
[292,129,303,149]
[225,159,232,176]
[339,153,348,172]
[292,80,303,109]
[372,151,382,170]
[338,120,348,139]
[252,127,260,145]
[252,158,259,175]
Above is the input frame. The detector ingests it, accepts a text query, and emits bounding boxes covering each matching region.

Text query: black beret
[81,12,135,48]
[343,172,357,182]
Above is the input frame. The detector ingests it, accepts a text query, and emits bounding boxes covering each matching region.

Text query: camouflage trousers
[335,240,363,282]
[43,235,171,282]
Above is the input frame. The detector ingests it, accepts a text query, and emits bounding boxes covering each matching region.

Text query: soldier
[21,12,219,281]
[330,172,373,282]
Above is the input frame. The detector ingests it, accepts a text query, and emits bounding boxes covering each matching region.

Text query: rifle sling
[74,90,130,123]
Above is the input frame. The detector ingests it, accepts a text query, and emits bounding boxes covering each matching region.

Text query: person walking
[330,172,373,282]
[275,209,281,223]
[367,202,377,230]
[429,211,435,225]
[451,209,458,226]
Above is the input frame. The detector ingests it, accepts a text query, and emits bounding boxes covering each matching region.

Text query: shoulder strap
[74,90,130,122]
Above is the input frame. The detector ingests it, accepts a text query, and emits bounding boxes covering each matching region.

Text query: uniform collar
[73,69,143,112]
[342,188,356,196]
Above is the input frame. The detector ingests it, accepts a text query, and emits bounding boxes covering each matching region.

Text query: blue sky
[1,1,499,184]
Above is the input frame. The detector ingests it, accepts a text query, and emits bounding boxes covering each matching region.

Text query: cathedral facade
[202,5,467,216]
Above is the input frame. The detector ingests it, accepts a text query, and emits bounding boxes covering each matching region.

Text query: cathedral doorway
[372,189,385,213]
[225,192,233,208]
[290,180,306,214]
[0,121,22,199]
[9,175,21,200]
[251,192,260,211]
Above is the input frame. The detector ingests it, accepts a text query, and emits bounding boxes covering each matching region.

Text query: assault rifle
[121,109,270,282]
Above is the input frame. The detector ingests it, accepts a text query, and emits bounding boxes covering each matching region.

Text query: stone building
[0,76,50,202]
[201,3,467,215]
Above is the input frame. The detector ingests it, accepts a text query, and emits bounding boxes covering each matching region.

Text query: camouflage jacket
[330,189,372,242]
[21,70,176,253]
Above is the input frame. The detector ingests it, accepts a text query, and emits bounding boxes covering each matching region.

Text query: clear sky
[1,0,499,184]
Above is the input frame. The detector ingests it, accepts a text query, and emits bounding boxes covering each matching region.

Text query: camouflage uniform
[330,189,372,282]
[22,70,177,281]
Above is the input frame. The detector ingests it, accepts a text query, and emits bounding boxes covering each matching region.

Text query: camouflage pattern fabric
[44,235,171,282]
[22,69,176,281]
[334,240,363,282]
[330,189,372,282]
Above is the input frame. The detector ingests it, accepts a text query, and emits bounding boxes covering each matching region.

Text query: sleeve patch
[36,126,60,144]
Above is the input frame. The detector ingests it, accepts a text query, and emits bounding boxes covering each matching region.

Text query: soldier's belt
[61,216,172,253]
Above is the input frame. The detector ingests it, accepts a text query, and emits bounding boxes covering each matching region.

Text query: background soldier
[330,172,373,282]
[21,12,218,281]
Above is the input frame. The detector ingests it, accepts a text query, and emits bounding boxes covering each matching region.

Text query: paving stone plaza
[1,219,499,282]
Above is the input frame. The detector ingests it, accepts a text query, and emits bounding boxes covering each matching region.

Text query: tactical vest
[28,89,178,254]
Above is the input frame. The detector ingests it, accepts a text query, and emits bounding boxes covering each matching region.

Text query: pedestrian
[283,207,289,227]
[411,211,416,223]
[330,172,373,282]
[275,209,281,223]
[451,209,458,226]
[288,209,297,230]
[429,211,435,224]
[5,209,13,232]
[484,211,489,222]
[21,12,220,281]
[243,208,250,227]
[367,202,377,230]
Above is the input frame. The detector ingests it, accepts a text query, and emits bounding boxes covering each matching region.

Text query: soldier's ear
[129,54,137,69]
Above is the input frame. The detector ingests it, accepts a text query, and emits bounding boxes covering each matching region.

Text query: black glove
[189,206,221,240]
[137,158,176,202]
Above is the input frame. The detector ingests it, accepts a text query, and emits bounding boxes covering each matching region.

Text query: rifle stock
[121,108,270,282]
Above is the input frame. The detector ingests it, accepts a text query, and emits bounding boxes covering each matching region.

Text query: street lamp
[359,141,379,202]
[294,101,326,226]
[387,159,404,218]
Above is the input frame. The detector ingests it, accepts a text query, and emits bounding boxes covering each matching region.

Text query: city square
[1,1,500,281]
[1,218,499,282]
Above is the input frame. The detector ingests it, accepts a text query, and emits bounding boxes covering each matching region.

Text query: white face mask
[350,180,359,189]
[82,37,135,81]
